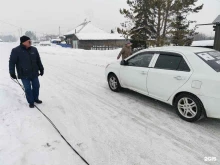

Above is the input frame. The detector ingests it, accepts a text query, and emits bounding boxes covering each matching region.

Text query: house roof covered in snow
[213,15,220,24]
[65,21,106,36]
[64,21,125,40]
[191,40,214,47]
[0,39,3,42]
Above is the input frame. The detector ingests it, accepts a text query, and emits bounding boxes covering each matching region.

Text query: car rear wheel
[174,94,203,122]
[108,74,121,92]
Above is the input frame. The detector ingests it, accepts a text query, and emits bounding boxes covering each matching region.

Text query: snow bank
[39,41,62,47]
[36,46,120,67]
[191,40,214,47]
[51,39,61,42]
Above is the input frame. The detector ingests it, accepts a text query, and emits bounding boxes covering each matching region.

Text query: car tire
[108,73,121,92]
[174,94,203,122]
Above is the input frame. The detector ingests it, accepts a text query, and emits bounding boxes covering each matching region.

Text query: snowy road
[1,43,220,165]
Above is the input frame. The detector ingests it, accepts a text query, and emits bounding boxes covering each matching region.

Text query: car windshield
[195,51,220,72]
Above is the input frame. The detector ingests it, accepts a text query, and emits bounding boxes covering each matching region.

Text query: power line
[0,19,70,37]
[0,20,47,36]
[0,20,21,28]
[0,30,19,34]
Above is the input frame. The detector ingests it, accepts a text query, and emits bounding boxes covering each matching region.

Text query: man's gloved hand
[10,73,17,79]
[40,70,44,76]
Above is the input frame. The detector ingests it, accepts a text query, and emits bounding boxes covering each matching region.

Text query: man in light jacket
[117,41,132,60]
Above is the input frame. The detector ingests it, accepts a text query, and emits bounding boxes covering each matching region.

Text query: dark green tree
[118,0,203,47]
[168,0,203,45]
[118,0,156,48]
[170,15,196,46]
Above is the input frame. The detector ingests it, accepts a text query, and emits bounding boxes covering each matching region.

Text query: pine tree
[118,0,203,47]
[169,0,203,46]
[118,0,156,47]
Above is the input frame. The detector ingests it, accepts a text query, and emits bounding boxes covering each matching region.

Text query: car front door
[120,52,154,95]
[147,52,193,101]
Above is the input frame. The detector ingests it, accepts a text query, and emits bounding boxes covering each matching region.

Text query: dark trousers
[21,77,40,104]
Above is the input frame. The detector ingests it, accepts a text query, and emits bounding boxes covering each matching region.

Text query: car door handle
[140,71,147,75]
[174,76,183,80]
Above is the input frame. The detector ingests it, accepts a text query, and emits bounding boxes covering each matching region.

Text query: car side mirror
[120,60,128,66]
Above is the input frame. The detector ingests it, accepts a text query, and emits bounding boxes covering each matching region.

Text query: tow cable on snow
[11,78,90,165]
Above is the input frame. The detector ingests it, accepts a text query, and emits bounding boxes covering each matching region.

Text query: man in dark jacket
[9,36,44,108]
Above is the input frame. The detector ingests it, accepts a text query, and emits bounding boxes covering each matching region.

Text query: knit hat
[20,36,30,43]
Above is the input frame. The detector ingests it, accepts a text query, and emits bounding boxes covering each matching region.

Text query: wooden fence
[91,45,120,50]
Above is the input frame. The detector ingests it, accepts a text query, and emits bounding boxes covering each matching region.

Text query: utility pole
[20,28,23,36]
[18,29,20,37]
[59,26,61,36]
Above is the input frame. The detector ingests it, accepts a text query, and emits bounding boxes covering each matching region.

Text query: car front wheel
[174,94,203,122]
[108,74,121,92]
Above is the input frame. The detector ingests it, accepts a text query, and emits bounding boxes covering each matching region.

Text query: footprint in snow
[43,143,51,148]
[77,143,88,151]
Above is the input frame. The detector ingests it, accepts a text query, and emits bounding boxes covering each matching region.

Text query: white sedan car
[105,46,220,122]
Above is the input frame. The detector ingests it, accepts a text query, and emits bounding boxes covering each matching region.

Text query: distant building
[64,21,126,50]
[193,15,220,51]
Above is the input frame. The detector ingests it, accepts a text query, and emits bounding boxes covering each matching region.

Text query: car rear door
[147,52,193,101]
[120,52,155,95]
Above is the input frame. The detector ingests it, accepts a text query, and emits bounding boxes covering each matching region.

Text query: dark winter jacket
[9,45,44,79]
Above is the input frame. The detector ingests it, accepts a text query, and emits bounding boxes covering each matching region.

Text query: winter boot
[29,104,35,108]
[35,100,43,104]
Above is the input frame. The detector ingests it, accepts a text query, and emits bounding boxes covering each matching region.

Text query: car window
[155,54,182,70]
[178,59,190,72]
[195,51,220,72]
[127,53,154,67]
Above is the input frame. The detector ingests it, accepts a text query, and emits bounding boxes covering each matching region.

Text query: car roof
[139,46,215,55]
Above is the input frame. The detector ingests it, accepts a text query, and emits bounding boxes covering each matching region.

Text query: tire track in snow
[36,52,220,165]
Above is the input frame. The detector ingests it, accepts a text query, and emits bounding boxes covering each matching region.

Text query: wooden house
[64,21,126,50]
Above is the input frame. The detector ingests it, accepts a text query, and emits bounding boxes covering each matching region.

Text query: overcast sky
[0,0,219,37]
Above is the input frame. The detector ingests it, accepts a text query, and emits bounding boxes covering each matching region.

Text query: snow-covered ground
[0,42,220,165]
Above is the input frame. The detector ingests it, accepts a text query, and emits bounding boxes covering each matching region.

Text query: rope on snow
[11,78,90,165]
